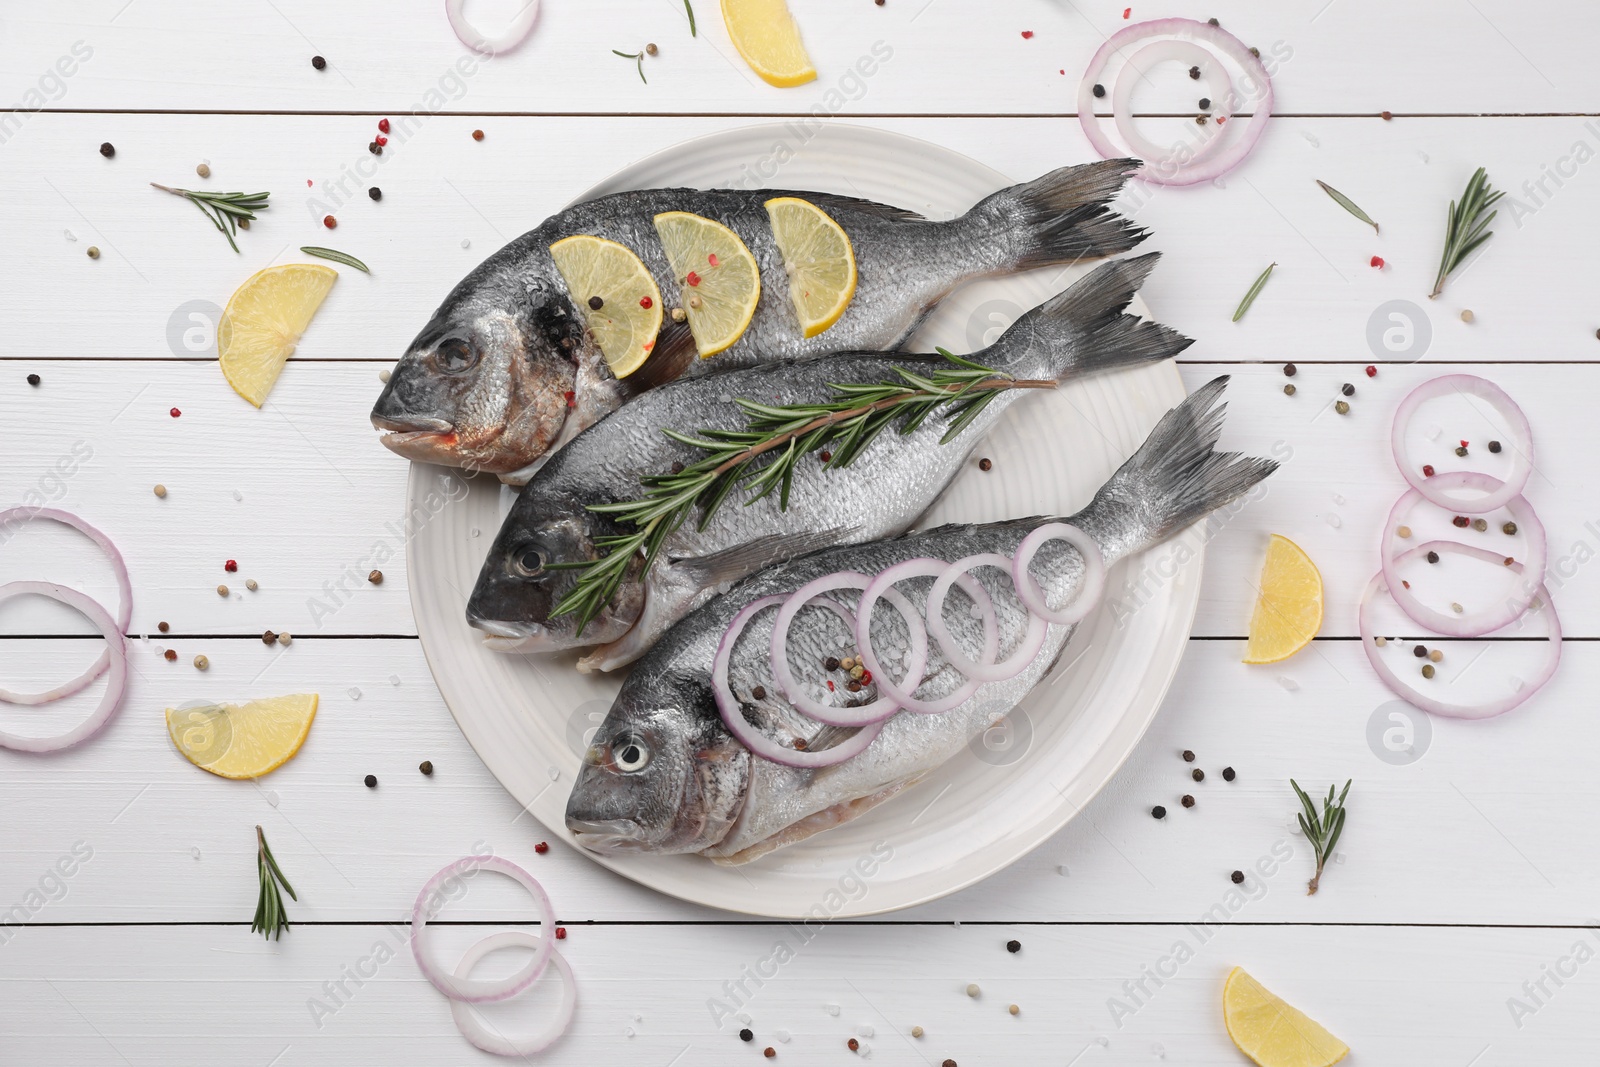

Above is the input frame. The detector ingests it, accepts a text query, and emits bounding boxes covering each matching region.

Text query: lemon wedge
[166,694,319,780]
[218,264,337,407]
[720,0,817,88]
[765,197,856,338]
[549,235,665,379]
[1242,534,1323,664]
[1223,968,1349,1067]
[653,211,762,358]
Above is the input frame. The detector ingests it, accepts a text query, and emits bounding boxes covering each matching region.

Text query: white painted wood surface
[4,2,1598,1063]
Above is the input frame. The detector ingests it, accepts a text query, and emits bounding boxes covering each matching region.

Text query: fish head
[565,671,749,855]
[465,488,645,650]
[372,266,587,477]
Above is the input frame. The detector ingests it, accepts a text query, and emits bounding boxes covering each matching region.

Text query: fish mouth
[372,414,458,455]
[566,818,648,854]
[468,617,552,652]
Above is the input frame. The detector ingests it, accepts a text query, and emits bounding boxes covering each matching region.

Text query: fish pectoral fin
[676,525,861,591]
[622,316,699,392]
[707,774,929,866]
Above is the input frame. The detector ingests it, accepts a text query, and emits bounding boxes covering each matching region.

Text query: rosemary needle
[1232,262,1276,323]
[613,49,647,83]
[1314,180,1379,234]
[300,246,370,273]
[1290,778,1351,896]
[1430,167,1502,299]
[684,0,697,36]
[152,183,269,254]
[251,825,298,941]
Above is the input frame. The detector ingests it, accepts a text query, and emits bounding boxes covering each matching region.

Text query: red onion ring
[926,554,1048,684]
[411,856,554,1003]
[0,508,132,706]
[1380,480,1546,637]
[1112,41,1231,165]
[770,573,925,726]
[449,931,576,1057]
[445,0,540,55]
[1012,523,1106,627]
[1360,544,1561,719]
[855,559,998,716]
[0,582,127,753]
[713,595,885,768]
[1391,375,1533,513]
[1078,17,1275,187]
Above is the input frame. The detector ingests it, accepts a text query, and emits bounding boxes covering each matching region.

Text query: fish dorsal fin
[673,525,860,590]
[790,191,927,223]
[622,316,699,394]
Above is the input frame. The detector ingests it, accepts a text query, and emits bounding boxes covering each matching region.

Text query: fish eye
[435,337,478,374]
[612,737,650,773]
[510,546,545,578]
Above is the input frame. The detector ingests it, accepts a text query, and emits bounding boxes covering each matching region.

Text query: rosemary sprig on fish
[549,354,1058,635]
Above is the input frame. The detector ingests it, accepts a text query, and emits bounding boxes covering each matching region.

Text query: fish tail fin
[983,252,1191,378]
[1078,376,1278,554]
[965,158,1148,271]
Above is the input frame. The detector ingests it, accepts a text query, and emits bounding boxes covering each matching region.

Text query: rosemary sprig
[300,246,370,273]
[1430,167,1502,299]
[151,183,269,254]
[1314,179,1379,233]
[613,48,647,83]
[1290,778,1351,896]
[549,351,1055,635]
[251,825,298,941]
[1232,262,1276,323]
[684,0,697,36]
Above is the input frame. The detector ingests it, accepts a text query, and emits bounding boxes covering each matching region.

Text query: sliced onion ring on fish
[1380,481,1546,637]
[714,595,885,768]
[445,0,540,55]
[1391,374,1533,514]
[410,855,555,1003]
[1012,523,1106,627]
[769,573,925,727]
[0,507,132,706]
[449,931,577,1057]
[855,558,998,716]
[1078,17,1275,187]
[0,582,127,753]
[1360,544,1561,719]
[926,553,1048,685]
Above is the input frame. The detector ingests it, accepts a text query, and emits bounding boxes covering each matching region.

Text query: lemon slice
[1223,968,1349,1067]
[1242,534,1324,664]
[653,212,762,358]
[166,694,319,780]
[218,264,338,407]
[720,0,817,88]
[548,235,665,379]
[764,197,856,338]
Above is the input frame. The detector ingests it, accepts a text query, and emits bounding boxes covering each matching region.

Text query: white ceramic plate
[406,123,1198,917]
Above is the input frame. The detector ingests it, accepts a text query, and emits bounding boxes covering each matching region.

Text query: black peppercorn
[1192,768,1205,782]
[740,1028,754,1042]
[1455,445,1468,457]
[1199,97,1211,109]
[419,761,434,776]
[824,657,840,672]
[588,295,604,310]
[1188,65,1200,79]
[1221,767,1235,781]
[1181,795,1195,808]
[1413,644,1428,658]
[1426,550,1440,564]
[364,774,377,788]
[1488,440,1502,453]
[1182,749,1195,762]
[1341,383,1355,397]
[1231,869,1245,884]
[1283,362,1296,377]
[368,187,382,201]
[26,373,40,386]
[99,142,115,158]
[368,142,382,156]
[752,685,767,700]
[312,55,327,69]
[1151,805,1167,819]
[1207,17,1220,25]
[1006,939,1021,953]
[1092,83,1106,98]
[978,457,993,472]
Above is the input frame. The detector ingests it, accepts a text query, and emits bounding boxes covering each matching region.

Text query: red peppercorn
[639,296,653,309]
[819,450,832,462]
[555,926,567,940]
[1216,115,1227,124]
[375,135,388,146]
[1370,255,1385,268]
[764,1050,775,1060]
[686,271,702,287]
[169,407,181,418]
[861,669,872,683]
[1452,515,1469,528]
[1365,365,1377,377]
[535,841,549,854]
[848,1038,860,1052]
[1123,6,1131,16]
[1422,464,1435,477]
[472,129,484,141]
[323,215,337,229]
[378,118,390,133]
[1020,30,1034,38]
[225,560,238,572]
[707,253,720,267]
[827,680,835,691]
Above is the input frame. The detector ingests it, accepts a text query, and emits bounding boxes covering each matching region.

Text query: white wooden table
[3,1,1598,1063]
